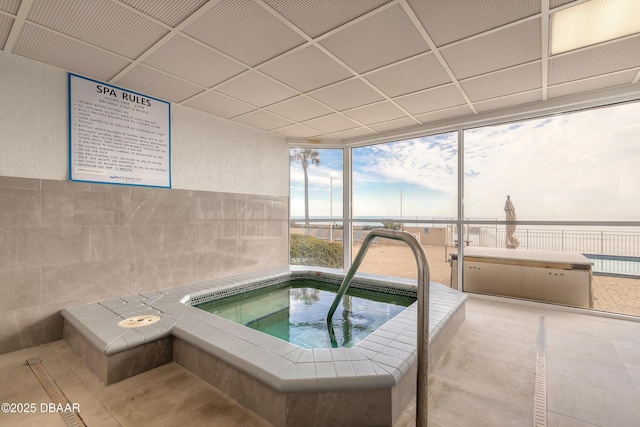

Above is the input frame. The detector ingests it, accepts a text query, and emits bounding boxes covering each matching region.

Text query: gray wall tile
[0,186,41,227]
[89,226,135,261]
[41,189,129,226]
[17,227,85,268]
[130,225,164,256]
[0,176,40,190]
[162,224,197,254]
[0,268,40,311]
[130,188,192,225]
[130,253,194,292]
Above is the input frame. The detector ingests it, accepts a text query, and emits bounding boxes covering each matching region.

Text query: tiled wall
[0,176,289,354]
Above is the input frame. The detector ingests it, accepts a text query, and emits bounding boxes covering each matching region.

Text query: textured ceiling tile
[184,91,256,119]
[548,36,640,85]
[394,84,466,115]
[114,65,203,103]
[343,101,407,125]
[120,0,208,27]
[262,0,392,38]
[0,14,12,49]
[365,53,451,98]
[474,90,542,113]
[461,62,542,102]
[183,0,305,67]
[408,0,540,47]
[416,105,474,124]
[550,0,580,8]
[27,0,168,59]
[368,117,418,132]
[309,78,384,111]
[12,24,131,82]
[265,96,333,122]
[216,72,297,108]
[258,46,353,93]
[143,36,246,87]
[548,69,640,99]
[319,4,429,73]
[233,110,293,131]
[0,0,20,14]
[272,124,322,138]
[330,127,374,140]
[441,18,541,80]
[303,114,360,133]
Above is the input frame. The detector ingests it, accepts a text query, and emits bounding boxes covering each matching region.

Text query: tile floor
[1,296,639,427]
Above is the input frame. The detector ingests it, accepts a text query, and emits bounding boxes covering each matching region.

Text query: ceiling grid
[0,0,638,143]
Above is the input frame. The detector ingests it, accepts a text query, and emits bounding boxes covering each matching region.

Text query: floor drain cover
[118,315,161,328]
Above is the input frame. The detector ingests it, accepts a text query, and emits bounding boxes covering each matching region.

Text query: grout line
[534,315,547,427]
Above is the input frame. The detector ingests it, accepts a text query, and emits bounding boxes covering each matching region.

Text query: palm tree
[290,148,321,227]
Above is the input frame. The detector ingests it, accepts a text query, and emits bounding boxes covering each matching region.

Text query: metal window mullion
[343,146,353,270]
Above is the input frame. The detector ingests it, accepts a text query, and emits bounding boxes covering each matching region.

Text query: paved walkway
[357,244,640,318]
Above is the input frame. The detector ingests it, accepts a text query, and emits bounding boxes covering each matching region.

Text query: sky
[290,101,640,222]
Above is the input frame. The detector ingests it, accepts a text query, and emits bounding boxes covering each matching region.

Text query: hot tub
[61,266,467,427]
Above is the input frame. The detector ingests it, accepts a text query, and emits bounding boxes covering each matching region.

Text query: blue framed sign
[68,73,171,188]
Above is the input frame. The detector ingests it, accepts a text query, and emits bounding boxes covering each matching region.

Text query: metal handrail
[326,228,430,427]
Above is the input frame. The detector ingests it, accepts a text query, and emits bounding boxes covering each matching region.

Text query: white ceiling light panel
[263,0,392,38]
[551,0,640,55]
[364,53,451,98]
[441,18,541,80]
[319,4,429,73]
[184,92,255,118]
[27,0,168,59]
[408,0,540,47]
[258,46,353,93]
[120,0,208,27]
[114,65,204,103]
[309,78,384,111]
[12,24,131,81]
[183,0,305,67]
[143,36,246,88]
[216,71,297,108]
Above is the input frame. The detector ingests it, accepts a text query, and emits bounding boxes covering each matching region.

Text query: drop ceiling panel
[369,117,418,132]
[184,92,255,118]
[265,96,333,122]
[216,71,297,107]
[309,78,384,111]
[0,0,19,14]
[416,105,474,124]
[343,101,407,125]
[0,14,12,49]
[441,18,541,80]
[258,46,353,93]
[474,90,542,113]
[27,0,168,59]
[303,114,360,133]
[143,36,246,87]
[12,24,131,81]
[461,62,542,102]
[319,4,429,73]
[364,53,451,98]
[330,126,374,140]
[263,0,392,38]
[233,110,293,131]
[394,84,466,115]
[408,0,540,47]
[272,124,322,138]
[548,36,640,85]
[550,0,580,8]
[114,65,203,103]
[183,0,305,67]
[548,69,639,99]
[120,0,208,27]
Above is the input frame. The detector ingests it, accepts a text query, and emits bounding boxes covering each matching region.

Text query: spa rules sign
[69,73,171,187]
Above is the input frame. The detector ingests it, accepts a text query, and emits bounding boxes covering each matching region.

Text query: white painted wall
[0,52,289,196]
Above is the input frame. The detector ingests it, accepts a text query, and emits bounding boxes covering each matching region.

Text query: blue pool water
[585,254,640,277]
[196,280,415,348]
